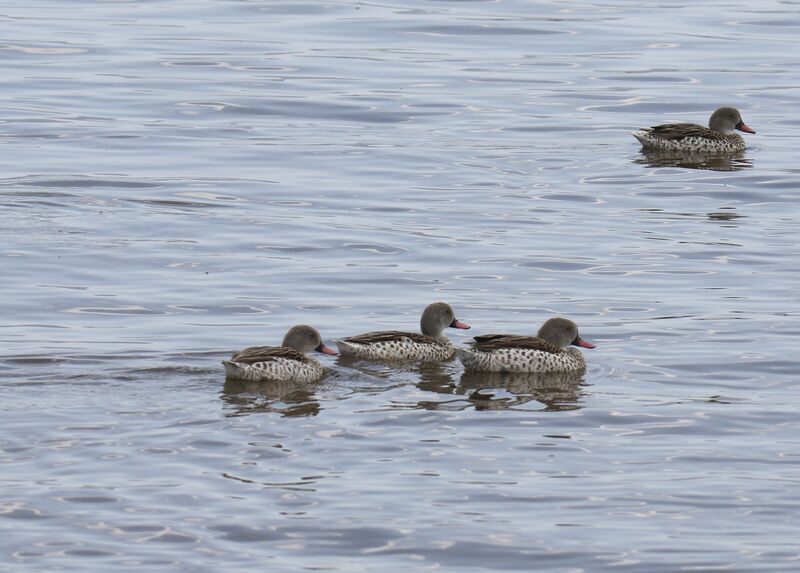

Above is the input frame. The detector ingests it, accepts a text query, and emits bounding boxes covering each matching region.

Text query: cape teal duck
[336,301,471,361]
[632,106,755,153]
[457,317,595,373]
[223,325,337,382]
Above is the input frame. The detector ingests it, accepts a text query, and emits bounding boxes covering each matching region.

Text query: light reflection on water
[2,0,800,571]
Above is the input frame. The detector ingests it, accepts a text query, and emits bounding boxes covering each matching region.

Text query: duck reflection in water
[417,361,459,394]
[221,378,322,417]
[633,149,753,172]
[335,353,461,396]
[458,370,586,412]
[414,369,587,412]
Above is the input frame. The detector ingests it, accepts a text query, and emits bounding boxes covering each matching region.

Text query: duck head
[709,107,755,135]
[537,317,595,349]
[283,325,338,355]
[420,302,471,337]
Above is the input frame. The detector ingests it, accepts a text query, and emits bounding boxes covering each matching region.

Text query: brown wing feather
[342,330,436,345]
[648,122,722,141]
[471,334,514,345]
[230,345,309,364]
[472,334,562,354]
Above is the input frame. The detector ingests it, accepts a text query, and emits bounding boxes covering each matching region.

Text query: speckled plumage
[457,344,586,373]
[632,107,755,153]
[336,331,456,362]
[223,351,325,383]
[457,317,595,374]
[222,325,335,383]
[633,131,747,153]
[335,302,470,362]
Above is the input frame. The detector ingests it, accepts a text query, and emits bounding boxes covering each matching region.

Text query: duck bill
[449,318,471,330]
[572,337,596,349]
[317,343,338,355]
[735,120,756,134]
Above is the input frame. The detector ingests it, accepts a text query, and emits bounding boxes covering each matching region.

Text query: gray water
[2,0,800,571]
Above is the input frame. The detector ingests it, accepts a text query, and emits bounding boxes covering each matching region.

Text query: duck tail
[631,130,652,147]
[455,347,475,368]
[222,360,244,379]
[334,339,358,356]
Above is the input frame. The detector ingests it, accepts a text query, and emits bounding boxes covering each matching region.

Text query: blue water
[2,0,800,571]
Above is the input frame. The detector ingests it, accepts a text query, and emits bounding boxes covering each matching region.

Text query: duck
[223,324,337,383]
[457,317,595,373]
[335,301,471,361]
[632,106,755,153]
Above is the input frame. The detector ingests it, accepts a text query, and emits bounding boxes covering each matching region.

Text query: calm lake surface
[2,0,800,571]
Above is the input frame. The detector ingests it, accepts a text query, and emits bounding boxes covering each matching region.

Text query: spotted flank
[223,356,324,383]
[632,131,746,153]
[456,346,586,373]
[632,106,755,154]
[336,333,456,362]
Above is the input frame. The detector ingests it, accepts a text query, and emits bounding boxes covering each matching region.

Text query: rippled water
[2,0,800,571]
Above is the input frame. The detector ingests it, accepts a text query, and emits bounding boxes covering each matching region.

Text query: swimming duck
[335,301,471,361]
[223,324,337,382]
[457,317,595,373]
[632,106,755,153]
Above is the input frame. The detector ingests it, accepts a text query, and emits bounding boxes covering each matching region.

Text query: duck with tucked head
[632,106,755,153]
[223,324,337,383]
[336,301,471,361]
[457,317,595,373]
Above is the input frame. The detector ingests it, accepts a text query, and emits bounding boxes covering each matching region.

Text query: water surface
[2,0,800,571]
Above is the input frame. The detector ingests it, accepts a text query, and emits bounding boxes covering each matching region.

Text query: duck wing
[230,345,308,364]
[341,330,436,345]
[648,122,721,141]
[472,334,562,354]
